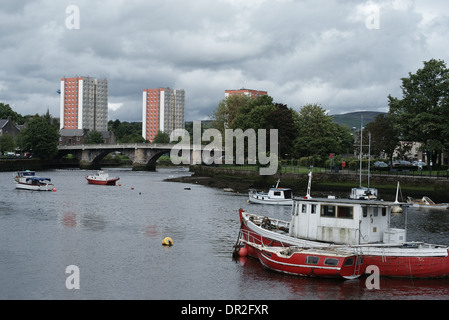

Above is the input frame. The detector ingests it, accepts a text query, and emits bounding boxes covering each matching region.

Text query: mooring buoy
[162,237,173,246]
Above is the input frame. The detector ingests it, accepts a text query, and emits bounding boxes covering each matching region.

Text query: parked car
[412,161,426,169]
[393,160,412,167]
[373,161,388,167]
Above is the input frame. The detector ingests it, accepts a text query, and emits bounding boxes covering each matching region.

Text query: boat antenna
[275,178,280,188]
[394,181,400,204]
[305,170,312,199]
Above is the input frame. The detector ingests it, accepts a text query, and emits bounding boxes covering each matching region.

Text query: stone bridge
[57,143,210,170]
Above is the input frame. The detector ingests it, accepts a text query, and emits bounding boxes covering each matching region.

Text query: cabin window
[284,190,292,199]
[373,207,378,217]
[337,206,353,219]
[311,204,316,214]
[306,256,319,264]
[324,258,339,266]
[382,207,387,216]
[321,205,336,217]
[343,258,354,266]
[362,206,368,217]
[274,191,281,196]
[302,204,307,214]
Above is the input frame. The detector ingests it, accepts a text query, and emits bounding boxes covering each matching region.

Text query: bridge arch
[57,143,177,171]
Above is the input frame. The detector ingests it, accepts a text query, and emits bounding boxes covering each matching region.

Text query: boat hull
[86,177,119,185]
[247,243,364,279]
[15,182,54,191]
[238,209,449,278]
[248,195,293,205]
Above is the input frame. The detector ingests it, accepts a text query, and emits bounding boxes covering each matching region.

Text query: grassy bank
[166,165,449,203]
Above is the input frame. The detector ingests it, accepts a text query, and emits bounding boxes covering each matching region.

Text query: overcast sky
[1,0,449,122]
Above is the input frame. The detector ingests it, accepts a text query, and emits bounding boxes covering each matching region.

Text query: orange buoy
[52,188,57,192]
[238,246,248,257]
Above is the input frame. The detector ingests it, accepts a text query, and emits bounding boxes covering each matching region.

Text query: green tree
[293,104,352,160]
[19,115,59,159]
[0,134,15,154]
[108,120,145,143]
[153,130,170,143]
[0,102,25,124]
[84,130,105,144]
[388,59,449,165]
[365,113,400,164]
[212,94,253,136]
[212,95,298,158]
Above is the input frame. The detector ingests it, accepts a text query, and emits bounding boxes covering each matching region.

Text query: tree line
[1,58,448,165]
[211,58,449,168]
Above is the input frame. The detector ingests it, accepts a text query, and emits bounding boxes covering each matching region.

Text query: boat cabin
[289,196,405,245]
[349,187,378,200]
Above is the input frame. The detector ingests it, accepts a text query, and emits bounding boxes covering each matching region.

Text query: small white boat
[86,170,120,185]
[350,186,378,200]
[14,170,54,191]
[248,179,293,205]
[407,196,449,210]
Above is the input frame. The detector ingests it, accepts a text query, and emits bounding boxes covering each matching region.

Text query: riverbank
[166,165,449,202]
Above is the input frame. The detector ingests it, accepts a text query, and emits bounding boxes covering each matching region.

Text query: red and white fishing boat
[86,170,120,185]
[243,241,364,279]
[236,172,449,278]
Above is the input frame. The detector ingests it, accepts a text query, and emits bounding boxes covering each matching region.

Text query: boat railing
[247,214,290,231]
[239,228,290,248]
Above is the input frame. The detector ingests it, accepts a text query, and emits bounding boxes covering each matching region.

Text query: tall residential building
[59,76,108,131]
[225,88,267,99]
[142,87,185,142]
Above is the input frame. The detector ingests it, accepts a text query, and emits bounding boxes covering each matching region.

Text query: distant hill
[331,111,385,129]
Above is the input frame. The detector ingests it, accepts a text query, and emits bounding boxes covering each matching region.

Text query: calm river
[1,167,449,301]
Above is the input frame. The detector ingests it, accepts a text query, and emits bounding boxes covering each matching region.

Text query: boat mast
[359,115,363,188]
[306,170,312,199]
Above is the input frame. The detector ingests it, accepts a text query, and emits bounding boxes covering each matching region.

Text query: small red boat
[243,242,364,279]
[86,171,120,185]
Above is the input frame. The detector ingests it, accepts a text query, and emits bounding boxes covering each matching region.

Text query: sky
[1,0,449,122]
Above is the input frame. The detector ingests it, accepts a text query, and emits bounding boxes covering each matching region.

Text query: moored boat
[237,172,449,278]
[243,241,364,279]
[407,196,449,210]
[248,179,293,205]
[14,170,54,191]
[86,170,120,185]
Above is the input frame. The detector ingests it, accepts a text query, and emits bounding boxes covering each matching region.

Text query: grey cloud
[1,0,448,122]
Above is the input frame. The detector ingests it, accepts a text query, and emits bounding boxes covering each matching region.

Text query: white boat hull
[15,182,54,191]
[248,195,293,205]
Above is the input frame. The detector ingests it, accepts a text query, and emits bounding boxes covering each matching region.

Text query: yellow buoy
[162,237,173,246]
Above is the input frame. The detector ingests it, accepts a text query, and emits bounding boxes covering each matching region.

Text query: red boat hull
[363,255,449,278]
[86,177,119,185]
[249,245,364,279]
[238,209,449,278]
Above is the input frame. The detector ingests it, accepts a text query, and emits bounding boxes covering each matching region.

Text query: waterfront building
[224,88,267,99]
[59,76,108,131]
[142,87,185,142]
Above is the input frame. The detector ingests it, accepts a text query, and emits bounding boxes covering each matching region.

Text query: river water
[1,167,449,301]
